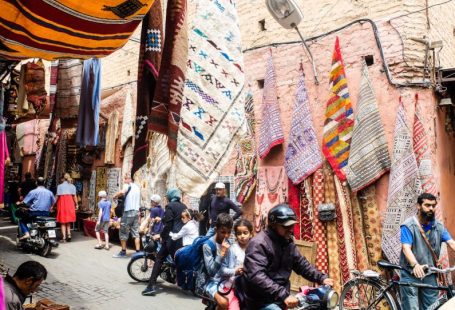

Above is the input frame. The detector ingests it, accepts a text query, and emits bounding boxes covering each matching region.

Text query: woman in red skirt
[55,173,78,241]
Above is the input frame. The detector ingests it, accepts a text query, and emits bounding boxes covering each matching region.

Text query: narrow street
[0,215,203,310]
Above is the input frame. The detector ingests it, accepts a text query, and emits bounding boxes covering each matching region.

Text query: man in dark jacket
[207,182,242,236]
[4,261,47,310]
[238,204,333,310]
[142,188,186,296]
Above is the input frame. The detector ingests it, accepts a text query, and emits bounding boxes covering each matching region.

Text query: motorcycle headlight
[326,290,339,309]
[45,222,56,228]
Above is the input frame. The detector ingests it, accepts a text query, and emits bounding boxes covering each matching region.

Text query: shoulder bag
[114,186,131,218]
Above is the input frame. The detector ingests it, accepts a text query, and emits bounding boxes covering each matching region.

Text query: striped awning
[0,0,155,60]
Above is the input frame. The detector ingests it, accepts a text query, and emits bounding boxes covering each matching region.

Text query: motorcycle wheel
[127,255,154,282]
[40,242,52,257]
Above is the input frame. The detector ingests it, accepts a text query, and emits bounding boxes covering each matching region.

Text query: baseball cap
[214,182,225,189]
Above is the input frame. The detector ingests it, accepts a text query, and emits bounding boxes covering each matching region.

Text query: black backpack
[114,186,131,217]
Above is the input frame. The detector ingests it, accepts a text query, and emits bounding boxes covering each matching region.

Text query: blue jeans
[18,211,50,236]
[400,270,438,310]
[259,304,282,310]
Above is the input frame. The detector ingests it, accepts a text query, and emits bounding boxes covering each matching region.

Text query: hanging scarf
[312,169,328,274]
[49,61,59,111]
[258,50,284,159]
[322,37,354,181]
[104,111,119,164]
[120,88,135,148]
[382,99,421,264]
[234,91,258,204]
[288,179,301,239]
[346,61,391,191]
[132,0,163,175]
[174,0,247,197]
[300,179,313,242]
[350,193,370,271]
[284,69,322,184]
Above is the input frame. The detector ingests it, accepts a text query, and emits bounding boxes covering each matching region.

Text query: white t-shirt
[170,220,199,246]
[123,182,141,212]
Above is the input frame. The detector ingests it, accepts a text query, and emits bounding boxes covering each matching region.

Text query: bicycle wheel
[339,278,398,310]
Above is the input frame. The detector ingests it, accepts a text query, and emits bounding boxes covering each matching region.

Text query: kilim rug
[0,0,156,60]
[258,50,284,159]
[235,91,258,204]
[284,69,322,184]
[323,164,342,294]
[382,100,421,264]
[254,166,288,232]
[334,176,357,277]
[132,0,163,175]
[149,0,188,152]
[174,0,247,197]
[322,37,354,182]
[104,111,119,165]
[346,61,391,192]
[54,59,83,119]
[288,179,301,239]
[312,169,328,274]
[300,179,314,242]
[350,193,370,271]
[359,185,383,272]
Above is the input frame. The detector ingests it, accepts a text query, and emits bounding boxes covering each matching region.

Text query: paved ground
[0,215,203,310]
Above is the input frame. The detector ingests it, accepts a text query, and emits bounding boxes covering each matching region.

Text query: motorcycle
[127,233,176,284]
[294,285,339,309]
[17,216,59,257]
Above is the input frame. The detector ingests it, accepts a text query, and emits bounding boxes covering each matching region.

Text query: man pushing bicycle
[400,192,455,309]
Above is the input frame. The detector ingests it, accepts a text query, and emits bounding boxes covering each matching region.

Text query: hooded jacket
[238,228,327,309]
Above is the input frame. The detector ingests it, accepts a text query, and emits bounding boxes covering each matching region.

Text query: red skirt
[56,195,76,223]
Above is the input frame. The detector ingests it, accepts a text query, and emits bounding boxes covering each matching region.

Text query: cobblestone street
[0,215,202,310]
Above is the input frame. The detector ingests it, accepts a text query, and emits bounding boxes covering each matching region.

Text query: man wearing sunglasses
[400,192,455,309]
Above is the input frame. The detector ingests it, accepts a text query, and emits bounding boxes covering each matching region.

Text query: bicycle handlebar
[427,265,455,274]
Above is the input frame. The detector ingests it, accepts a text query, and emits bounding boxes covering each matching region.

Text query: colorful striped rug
[322,37,354,182]
[285,69,323,184]
[346,61,391,192]
[258,50,284,159]
[0,0,156,60]
[382,99,421,264]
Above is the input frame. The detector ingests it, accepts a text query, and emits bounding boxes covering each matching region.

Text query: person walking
[55,173,78,242]
[400,192,455,309]
[207,182,242,236]
[142,188,187,295]
[94,190,112,250]
[113,174,141,258]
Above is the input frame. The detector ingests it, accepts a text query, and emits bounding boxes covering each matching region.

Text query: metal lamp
[266,0,319,84]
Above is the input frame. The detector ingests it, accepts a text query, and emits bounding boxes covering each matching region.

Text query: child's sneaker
[112,250,127,258]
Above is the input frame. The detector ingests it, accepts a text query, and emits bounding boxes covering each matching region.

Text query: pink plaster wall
[221,22,455,241]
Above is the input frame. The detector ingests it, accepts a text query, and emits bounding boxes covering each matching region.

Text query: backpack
[175,235,216,294]
[114,185,131,218]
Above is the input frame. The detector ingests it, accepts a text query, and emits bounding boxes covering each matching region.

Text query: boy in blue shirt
[95,190,112,250]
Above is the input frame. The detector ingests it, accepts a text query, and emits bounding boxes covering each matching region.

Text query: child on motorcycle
[170,209,203,246]
[219,219,253,310]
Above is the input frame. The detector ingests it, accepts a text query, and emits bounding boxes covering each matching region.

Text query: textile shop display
[312,169,328,274]
[122,142,134,180]
[234,91,258,204]
[49,61,59,111]
[0,131,10,208]
[132,0,163,175]
[299,179,313,242]
[350,194,369,271]
[284,69,322,184]
[346,61,391,192]
[174,0,247,197]
[382,100,421,264]
[76,58,101,147]
[54,59,83,119]
[255,166,288,232]
[104,111,119,164]
[24,60,48,115]
[258,50,284,159]
[16,65,28,115]
[288,179,301,239]
[148,0,188,151]
[322,37,354,181]
[0,0,156,60]
[16,119,49,155]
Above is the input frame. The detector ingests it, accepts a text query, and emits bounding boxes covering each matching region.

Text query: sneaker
[112,251,127,258]
[142,286,157,296]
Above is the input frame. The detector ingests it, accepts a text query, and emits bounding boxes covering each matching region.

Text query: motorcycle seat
[34,216,56,222]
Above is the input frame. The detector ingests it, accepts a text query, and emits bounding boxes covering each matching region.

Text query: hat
[150,194,161,203]
[214,182,225,189]
[98,190,107,198]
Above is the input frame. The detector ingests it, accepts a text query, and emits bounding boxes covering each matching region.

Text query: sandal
[104,246,110,250]
[67,235,72,242]
[94,245,103,250]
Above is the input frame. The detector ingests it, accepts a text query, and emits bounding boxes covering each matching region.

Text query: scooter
[127,233,176,284]
[295,285,339,309]
[17,216,59,257]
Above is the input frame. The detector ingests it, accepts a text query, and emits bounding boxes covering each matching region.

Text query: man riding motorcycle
[237,204,334,309]
[17,177,55,240]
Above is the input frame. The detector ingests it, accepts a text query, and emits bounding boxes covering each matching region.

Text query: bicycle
[338,260,455,310]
